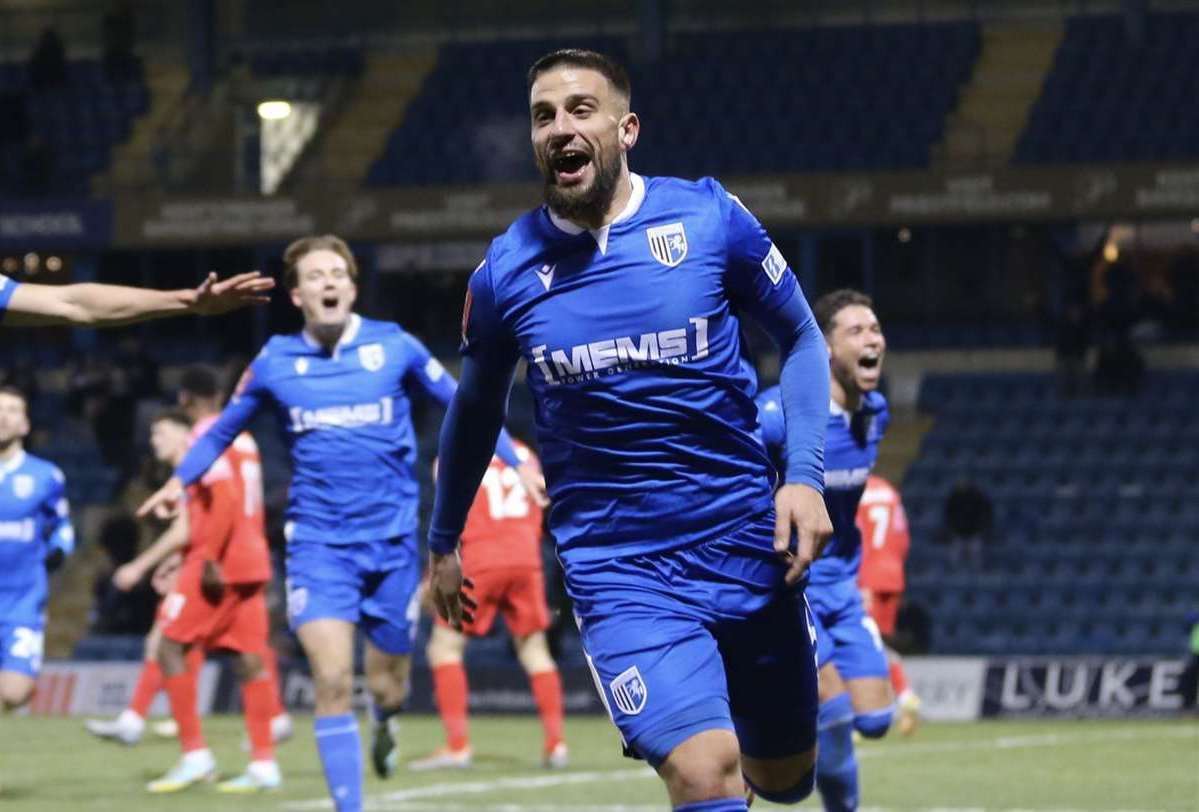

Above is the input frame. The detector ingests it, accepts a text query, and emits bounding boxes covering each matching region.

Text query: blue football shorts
[806,577,889,680]
[0,620,44,678]
[567,510,819,767]
[285,535,422,655]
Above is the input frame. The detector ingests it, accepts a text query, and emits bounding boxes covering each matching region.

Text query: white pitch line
[282,725,1197,811]
[283,768,655,811]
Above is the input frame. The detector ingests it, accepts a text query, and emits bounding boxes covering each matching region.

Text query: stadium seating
[1015,12,1199,163]
[0,59,149,196]
[368,22,980,185]
[904,371,1199,656]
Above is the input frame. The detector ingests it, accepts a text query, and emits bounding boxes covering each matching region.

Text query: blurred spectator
[89,514,158,635]
[19,134,55,196]
[940,480,994,569]
[1054,301,1090,398]
[102,3,141,82]
[29,27,67,90]
[1093,259,1145,396]
[0,92,30,144]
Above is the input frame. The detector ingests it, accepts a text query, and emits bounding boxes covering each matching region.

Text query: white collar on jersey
[0,449,27,479]
[302,313,362,359]
[829,397,853,427]
[546,172,646,255]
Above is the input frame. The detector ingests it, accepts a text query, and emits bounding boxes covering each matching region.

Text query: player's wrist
[782,476,824,495]
[427,535,459,557]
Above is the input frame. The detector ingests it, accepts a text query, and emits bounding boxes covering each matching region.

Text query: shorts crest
[609,665,648,715]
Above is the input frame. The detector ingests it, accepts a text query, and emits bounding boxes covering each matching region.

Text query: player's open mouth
[551,150,591,184]
[858,354,880,371]
[321,295,339,310]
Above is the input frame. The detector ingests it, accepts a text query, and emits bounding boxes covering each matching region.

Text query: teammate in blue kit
[0,386,75,713]
[139,235,539,812]
[0,269,271,327]
[757,289,894,812]
[426,50,832,812]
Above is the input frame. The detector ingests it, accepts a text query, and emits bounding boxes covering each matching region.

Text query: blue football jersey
[0,451,74,621]
[457,173,826,566]
[177,315,465,544]
[0,274,19,319]
[758,385,889,584]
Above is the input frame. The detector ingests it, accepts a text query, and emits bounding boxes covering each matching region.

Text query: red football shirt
[184,416,271,585]
[856,474,910,593]
[459,444,544,575]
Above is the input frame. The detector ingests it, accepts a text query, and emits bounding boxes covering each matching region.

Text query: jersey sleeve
[716,184,827,490]
[0,275,19,321]
[176,356,269,486]
[717,182,799,316]
[428,253,524,554]
[461,255,522,369]
[401,331,457,405]
[402,326,522,467]
[41,466,75,556]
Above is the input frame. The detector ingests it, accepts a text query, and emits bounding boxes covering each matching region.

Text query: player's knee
[157,638,188,676]
[853,705,894,739]
[0,681,34,711]
[312,665,354,711]
[745,766,816,805]
[235,651,264,682]
[660,737,742,801]
[743,748,817,805]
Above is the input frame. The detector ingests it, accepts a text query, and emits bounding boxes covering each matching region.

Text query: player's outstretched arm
[3,271,273,328]
[113,511,189,591]
[404,334,547,505]
[427,354,517,626]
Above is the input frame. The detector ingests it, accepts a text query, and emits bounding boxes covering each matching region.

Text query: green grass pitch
[1,715,1194,810]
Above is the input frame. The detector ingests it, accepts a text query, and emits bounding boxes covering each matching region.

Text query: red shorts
[866,590,903,637]
[159,560,269,654]
[438,567,550,638]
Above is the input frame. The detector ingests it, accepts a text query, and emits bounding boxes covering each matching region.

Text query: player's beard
[541,148,621,226]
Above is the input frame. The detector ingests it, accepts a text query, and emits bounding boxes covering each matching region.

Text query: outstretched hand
[773,483,833,586]
[190,271,275,316]
[137,476,184,520]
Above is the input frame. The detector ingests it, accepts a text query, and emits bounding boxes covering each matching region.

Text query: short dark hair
[0,385,27,410]
[527,48,631,101]
[178,365,220,400]
[151,408,192,430]
[813,289,874,335]
[282,234,359,290]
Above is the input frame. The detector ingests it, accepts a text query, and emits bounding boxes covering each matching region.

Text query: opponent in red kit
[411,443,567,770]
[142,370,284,793]
[856,474,920,735]
[85,368,290,752]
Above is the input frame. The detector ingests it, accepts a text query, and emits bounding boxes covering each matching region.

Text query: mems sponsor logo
[288,396,394,431]
[531,317,710,386]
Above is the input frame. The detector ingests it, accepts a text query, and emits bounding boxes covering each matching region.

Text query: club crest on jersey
[294,358,309,375]
[358,343,385,372]
[12,474,34,499]
[646,222,688,267]
[609,665,648,715]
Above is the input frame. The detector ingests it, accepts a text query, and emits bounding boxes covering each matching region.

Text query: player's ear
[618,112,639,152]
[289,285,303,310]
